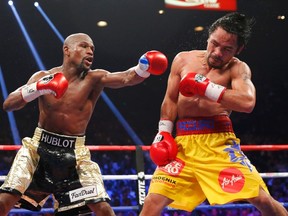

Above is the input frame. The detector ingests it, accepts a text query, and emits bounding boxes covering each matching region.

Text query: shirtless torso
[140,13,288,216]
[1,33,168,216]
[161,49,256,122]
[177,50,233,118]
[37,67,119,135]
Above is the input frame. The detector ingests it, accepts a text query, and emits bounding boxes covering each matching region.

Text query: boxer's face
[206,27,239,69]
[66,36,94,71]
[75,41,94,71]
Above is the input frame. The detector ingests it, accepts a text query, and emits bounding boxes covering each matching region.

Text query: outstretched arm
[100,50,168,88]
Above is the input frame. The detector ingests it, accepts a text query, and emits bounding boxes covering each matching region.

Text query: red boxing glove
[21,72,68,102]
[150,131,178,166]
[179,72,226,102]
[135,50,168,78]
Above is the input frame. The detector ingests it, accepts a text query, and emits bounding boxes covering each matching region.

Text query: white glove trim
[21,83,40,102]
[205,82,226,103]
[134,65,150,78]
[158,119,174,133]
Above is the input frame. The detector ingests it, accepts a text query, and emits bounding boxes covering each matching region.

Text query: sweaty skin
[3,33,145,136]
[139,11,288,214]
[1,33,146,216]
[161,27,256,123]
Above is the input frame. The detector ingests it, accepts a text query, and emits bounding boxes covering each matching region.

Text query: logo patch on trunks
[40,131,76,148]
[69,186,98,202]
[151,176,177,188]
[218,168,245,193]
[158,158,185,176]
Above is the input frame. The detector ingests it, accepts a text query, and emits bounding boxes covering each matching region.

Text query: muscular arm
[160,56,182,122]
[3,71,47,112]
[3,87,26,112]
[99,50,168,88]
[99,68,146,89]
[220,62,256,113]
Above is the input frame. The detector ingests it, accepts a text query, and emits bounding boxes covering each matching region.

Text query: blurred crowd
[0,142,287,216]
[0,110,288,216]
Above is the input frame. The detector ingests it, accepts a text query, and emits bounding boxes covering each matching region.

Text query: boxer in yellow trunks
[0,33,168,216]
[140,13,288,216]
[150,116,268,212]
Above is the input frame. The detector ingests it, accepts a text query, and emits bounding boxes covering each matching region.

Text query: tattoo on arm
[239,65,251,82]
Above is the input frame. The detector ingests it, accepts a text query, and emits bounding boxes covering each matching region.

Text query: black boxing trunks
[0,127,111,215]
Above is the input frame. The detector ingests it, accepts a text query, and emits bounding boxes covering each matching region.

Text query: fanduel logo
[69,186,97,202]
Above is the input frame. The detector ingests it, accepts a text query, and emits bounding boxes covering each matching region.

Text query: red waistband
[176,115,234,135]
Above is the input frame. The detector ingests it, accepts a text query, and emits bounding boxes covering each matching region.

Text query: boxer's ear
[63,45,70,56]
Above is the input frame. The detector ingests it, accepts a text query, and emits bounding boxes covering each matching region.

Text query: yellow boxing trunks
[0,127,110,215]
[148,115,269,212]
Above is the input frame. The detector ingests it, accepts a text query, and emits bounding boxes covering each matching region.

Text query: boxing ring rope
[1,173,288,183]
[0,144,288,215]
[1,144,288,151]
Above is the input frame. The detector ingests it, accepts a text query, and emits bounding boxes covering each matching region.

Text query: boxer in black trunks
[0,33,168,216]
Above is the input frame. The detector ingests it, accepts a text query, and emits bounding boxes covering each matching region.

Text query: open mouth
[84,57,93,65]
